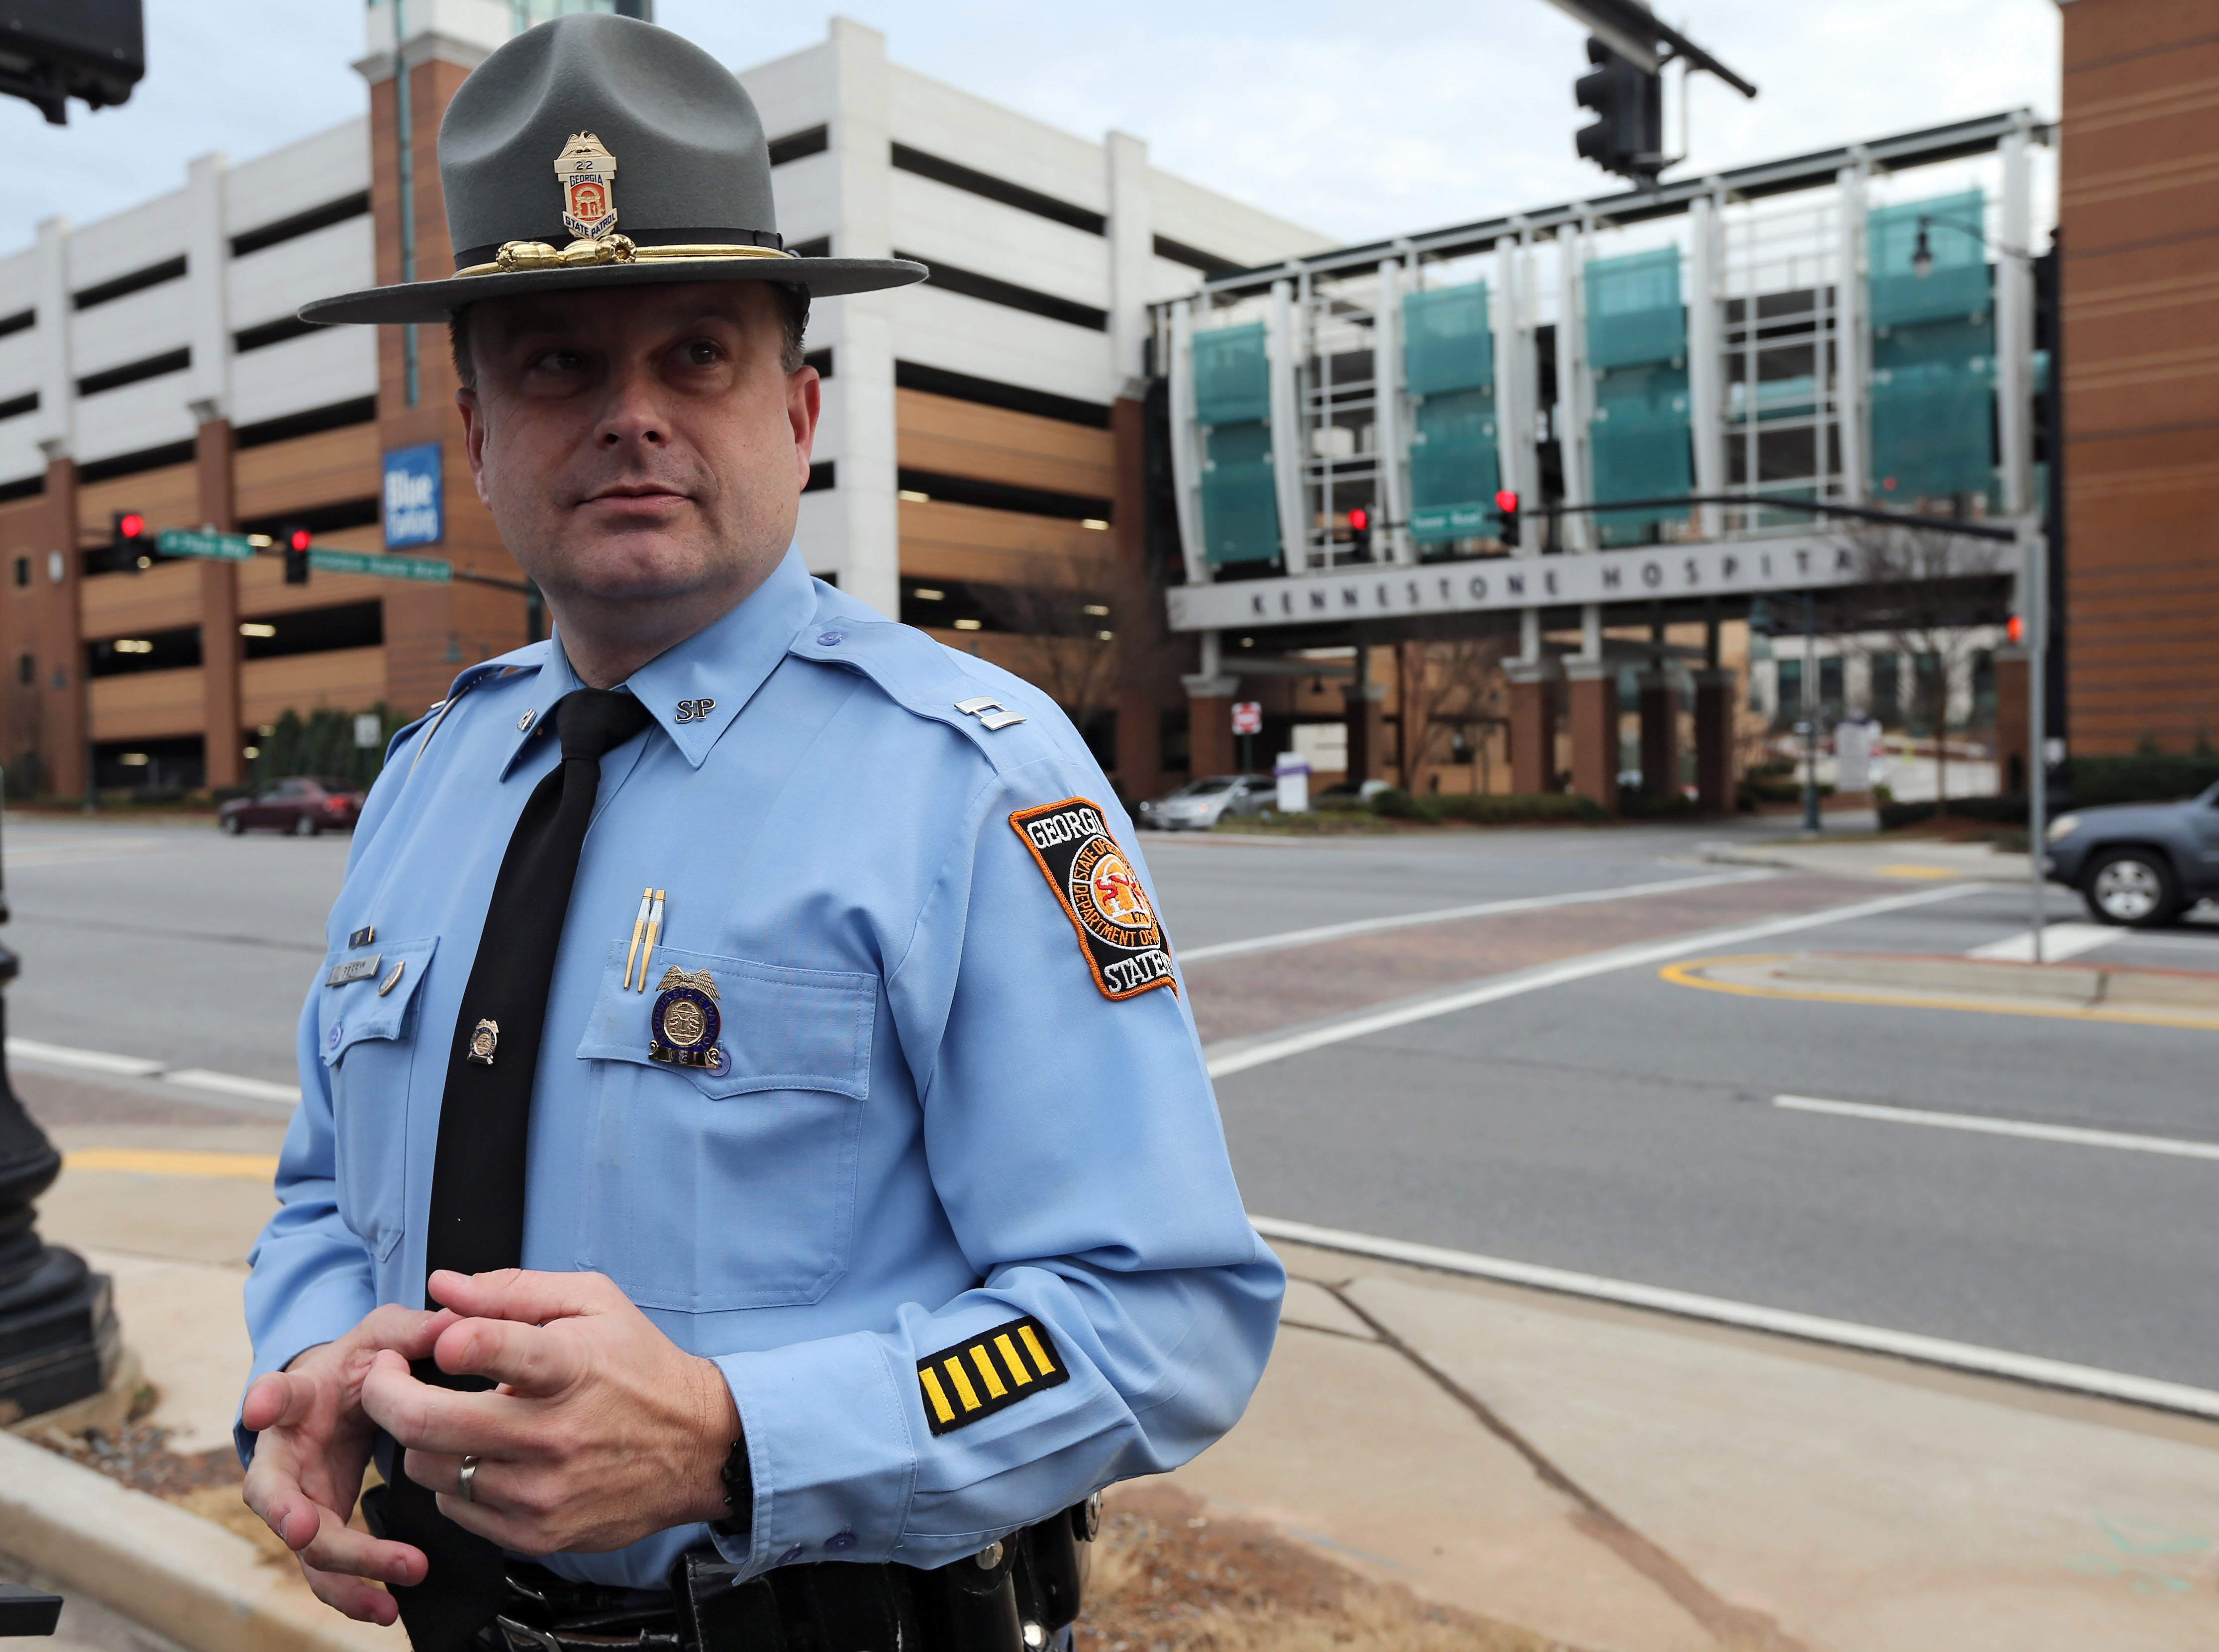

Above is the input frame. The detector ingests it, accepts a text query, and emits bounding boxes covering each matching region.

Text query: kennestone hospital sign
[1165,534,2005,634]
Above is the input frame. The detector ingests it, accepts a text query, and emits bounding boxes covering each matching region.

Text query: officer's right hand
[240,1303,457,1625]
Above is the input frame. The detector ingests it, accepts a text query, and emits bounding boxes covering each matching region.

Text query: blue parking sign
[383,443,443,549]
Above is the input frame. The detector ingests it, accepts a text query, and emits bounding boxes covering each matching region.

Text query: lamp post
[0,771,119,1424]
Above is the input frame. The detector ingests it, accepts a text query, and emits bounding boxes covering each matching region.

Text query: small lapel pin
[467,1018,500,1065]
[378,960,406,996]
[955,695,1026,731]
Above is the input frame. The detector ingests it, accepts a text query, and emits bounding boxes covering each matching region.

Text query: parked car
[218,777,365,837]
[1136,774,1277,831]
[2042,783,2219,925]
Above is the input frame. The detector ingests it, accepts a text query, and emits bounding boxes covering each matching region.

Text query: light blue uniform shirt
[239,546,1282,1589]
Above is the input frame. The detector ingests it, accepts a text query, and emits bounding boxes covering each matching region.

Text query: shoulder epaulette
[787,610,1058,771]
[400,646,551,772]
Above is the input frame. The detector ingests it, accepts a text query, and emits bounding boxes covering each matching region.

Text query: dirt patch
[28,1421,293,1562]
[1080,1482,1577,1652]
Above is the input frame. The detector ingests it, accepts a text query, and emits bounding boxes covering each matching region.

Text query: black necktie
[382,687,653,1652]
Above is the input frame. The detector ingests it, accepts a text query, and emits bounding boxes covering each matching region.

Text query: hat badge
[555,132,619,242]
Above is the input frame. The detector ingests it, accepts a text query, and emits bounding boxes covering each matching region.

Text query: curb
[0,1429,394,1652]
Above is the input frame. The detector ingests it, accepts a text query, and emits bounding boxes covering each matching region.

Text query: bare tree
[1834,522,2009,814]
[1400,628,1511,792]
[977,561,1122,744]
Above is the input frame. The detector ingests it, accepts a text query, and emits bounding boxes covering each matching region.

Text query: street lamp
[0,775,119,1423]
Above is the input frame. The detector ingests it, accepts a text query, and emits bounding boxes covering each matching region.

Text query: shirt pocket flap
[317,936,439,1066]
[576,941,875,1100]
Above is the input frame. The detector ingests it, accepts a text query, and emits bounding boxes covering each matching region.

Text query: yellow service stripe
[63,1148,279,1180]
[1017,1323,1057,1378]
[994,1333,1033,1386]
[918,1366,957,1426]
[943,1356,982,1412]
[968,1345,1008,1399]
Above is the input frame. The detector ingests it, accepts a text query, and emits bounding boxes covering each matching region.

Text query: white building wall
[224,118,370,237]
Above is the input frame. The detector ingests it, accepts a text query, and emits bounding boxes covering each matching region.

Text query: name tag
[326,954,382,987]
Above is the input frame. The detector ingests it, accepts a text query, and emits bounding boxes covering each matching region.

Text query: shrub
[252,704,407,792]
[1879,794,2028,831]
[1435,791,1606,824]
[1617,791,1702,819]
[2065,754,2219,807]
[1366,787,1440,823]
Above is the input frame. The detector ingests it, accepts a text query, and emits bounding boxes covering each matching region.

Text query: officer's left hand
[357,1268,741,1555]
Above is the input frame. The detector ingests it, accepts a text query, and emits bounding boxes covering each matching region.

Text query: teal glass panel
[1193,323,1269,426]
[1869,190,1989,329]
[1408,388,1501,543]
[1870,317,1993,504]
[1586,248,1685,371]
[1591,362,1691,546]
[1200,421,1280,566]
[1405,282,1493,396]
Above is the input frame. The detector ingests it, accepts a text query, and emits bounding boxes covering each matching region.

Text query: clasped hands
[239,1268,740,1626]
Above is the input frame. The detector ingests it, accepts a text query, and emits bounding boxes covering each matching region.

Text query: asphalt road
[5,809,2216,1394]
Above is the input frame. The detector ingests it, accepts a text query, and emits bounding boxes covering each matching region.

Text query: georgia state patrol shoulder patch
[1009,798,1176,1002]
[916,1315,1069,1435]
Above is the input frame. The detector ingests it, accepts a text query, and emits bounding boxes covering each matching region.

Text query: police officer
[234,14,1280,1652]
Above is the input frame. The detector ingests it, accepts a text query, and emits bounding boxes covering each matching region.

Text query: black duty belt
[475,1498,1099,1652]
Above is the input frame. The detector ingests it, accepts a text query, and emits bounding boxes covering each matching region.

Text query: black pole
[0,769,120,1423]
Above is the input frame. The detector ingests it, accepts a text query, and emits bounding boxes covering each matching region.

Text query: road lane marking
[1203,882,1983,1078]
[1874,864,1959,879]
[62,1148,278,1180]
[6,1036,301,1105]
[1178,869,1777,964]
[164,1068,306,1105]
[1249,1214,2219,1421]
[7,1038,164,1077]
[1658,955,2219,1033]
[1968,922,2120,963]
[1774,1094,2219,1161]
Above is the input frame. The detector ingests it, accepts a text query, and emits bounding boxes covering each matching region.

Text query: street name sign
[308,548,451,583]
[154,529,254,562]
[1409,501,1497,543]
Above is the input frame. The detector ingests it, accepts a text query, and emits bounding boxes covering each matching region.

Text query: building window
[16,654,31,686]
[12,557,25,588]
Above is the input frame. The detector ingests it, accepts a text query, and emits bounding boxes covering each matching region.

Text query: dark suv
[2042,783,2219,926]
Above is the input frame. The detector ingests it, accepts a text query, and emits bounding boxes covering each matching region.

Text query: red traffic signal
[1348,507,1368,533]
[287,528,311,553]
[1493,489,1518,514]
[2007,615,2024,644]
[116,512,145,541]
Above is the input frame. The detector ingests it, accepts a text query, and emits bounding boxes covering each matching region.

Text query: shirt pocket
[316,937,439,1263]
[574,941,877,1312]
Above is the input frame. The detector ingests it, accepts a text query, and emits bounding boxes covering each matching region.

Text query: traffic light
[1347,506,1371,559]
[108,510,148,573]
[282,526,311,585]
[1573,37,1663,185]
[1494,488,1520,549]
[0,0,145,126]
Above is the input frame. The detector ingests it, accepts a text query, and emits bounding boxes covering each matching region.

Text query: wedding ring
[458,1455,481,1504]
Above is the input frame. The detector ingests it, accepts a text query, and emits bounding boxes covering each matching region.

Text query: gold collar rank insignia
[556,132,619,241]
[1009,797,1176,1002]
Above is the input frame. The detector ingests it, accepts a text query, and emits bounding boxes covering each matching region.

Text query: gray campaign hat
[301,12,924,326]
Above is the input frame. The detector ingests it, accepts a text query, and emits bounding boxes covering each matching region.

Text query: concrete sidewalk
[1175,1237,2219,1651]
[14,1079,2219,1650]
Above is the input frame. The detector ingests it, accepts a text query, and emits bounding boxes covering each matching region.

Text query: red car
[218,777,364,836]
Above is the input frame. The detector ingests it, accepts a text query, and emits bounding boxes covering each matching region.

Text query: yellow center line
[61,1148,279,1180]
[1873,865,1961,879]
[1658,954,2219,1034]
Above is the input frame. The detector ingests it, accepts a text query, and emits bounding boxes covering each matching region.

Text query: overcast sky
[0,1,2059,259]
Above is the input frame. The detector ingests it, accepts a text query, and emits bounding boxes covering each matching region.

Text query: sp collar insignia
[1009,798,1175,1002]
[649,965,725,1070]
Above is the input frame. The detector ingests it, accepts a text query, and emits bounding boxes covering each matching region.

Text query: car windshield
[1177,778,1236,797]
